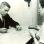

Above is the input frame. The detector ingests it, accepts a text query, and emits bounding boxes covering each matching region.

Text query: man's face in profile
[0,6,10,16]
[38,3,44,16]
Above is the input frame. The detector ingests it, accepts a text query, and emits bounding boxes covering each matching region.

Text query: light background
[0,0,38,26]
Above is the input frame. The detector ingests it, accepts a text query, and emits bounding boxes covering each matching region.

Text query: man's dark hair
[39,0,44,8]
[1,1,11,8]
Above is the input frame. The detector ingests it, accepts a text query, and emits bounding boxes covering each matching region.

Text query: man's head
[39,0,44,8]
[39,0,44,16]
[0,1,11,16]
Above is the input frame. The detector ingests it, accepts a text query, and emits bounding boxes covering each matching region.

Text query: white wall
[0,0,38,26]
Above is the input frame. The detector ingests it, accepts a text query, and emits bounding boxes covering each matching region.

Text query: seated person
[0,1,22,33]
[26,0,44,44]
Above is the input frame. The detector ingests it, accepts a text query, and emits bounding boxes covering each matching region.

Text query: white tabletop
[0,25,37,44]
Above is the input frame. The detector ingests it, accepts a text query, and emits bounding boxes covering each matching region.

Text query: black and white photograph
[0,0,44,44]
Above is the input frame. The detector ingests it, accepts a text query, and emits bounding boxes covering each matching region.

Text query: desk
[0,25,38,44]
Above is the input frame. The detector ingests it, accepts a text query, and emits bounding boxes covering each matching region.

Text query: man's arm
[29,30,40,44]
[6,14,19,28]
[7,14,22,31]
[9,19,20,28]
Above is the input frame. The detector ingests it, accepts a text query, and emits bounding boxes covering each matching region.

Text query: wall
[0,0,38,26]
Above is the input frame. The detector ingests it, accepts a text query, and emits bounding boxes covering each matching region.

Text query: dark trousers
[26,37,34,44]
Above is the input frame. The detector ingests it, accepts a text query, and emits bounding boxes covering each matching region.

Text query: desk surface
[0,25,38,44]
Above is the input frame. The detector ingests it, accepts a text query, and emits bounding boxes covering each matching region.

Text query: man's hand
[35,34,40,40]
[16,25,22,31]
[0,28,8,33]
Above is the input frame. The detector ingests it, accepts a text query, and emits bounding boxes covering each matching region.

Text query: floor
[0,25,38,44]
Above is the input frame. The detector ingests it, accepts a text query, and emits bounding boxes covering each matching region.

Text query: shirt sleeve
[6,14,20,28]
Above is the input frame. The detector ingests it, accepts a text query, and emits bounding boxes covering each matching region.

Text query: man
[26,0,44,44]
[38,0,44,43]
[0,1,22,33]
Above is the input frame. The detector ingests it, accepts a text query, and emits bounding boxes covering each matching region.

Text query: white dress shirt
[39,23,44,43]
